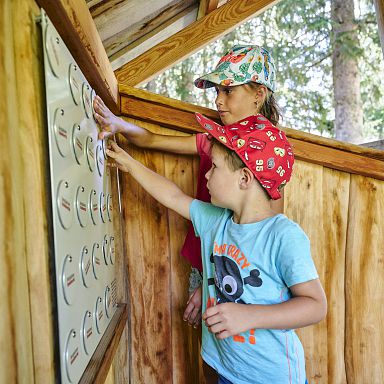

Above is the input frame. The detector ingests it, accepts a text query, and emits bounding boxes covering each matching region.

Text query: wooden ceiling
[87,0,229,71]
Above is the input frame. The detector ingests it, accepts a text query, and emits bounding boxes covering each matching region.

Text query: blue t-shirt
[190,200,319,384]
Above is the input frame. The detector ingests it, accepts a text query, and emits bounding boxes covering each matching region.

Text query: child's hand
[93,95,124,139]
[106,141,132,173]
[183,286,202,328]
[203,303,253,340]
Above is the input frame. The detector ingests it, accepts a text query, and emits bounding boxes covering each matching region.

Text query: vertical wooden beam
[374,0,384,57]
[197,0,219,19]
[1,0,50,382]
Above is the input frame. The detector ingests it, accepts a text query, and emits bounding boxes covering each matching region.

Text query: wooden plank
[80,304,128,384]
[319,168,349,384]
[115,0,280,86]
[164,149,201,383]
[36,0,119,113]
[92,0,195,58]
[1,1,56,383]
[119,88,384,180]
[374,0,384,57]
[290,138,384,181]
[345,175,384,382]
[110,6,198,71]
[284,161,329,383]
[109,167,131,383]
[119,125,173,383]
[119,85,384,162]
[0,1,35,383]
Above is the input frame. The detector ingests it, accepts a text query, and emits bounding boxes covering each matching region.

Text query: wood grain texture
[285,161,329,383]
[0,2,34,382]
[115,0,280,86]
[119,119,205,383]
[119,85,384,162]
[345,175,384,383]
[120,122,173,383]
[119,89,384,179]
[110,167,131,383]
[1,1,55,383]
[36,0,119,113]
[79,304,128,384]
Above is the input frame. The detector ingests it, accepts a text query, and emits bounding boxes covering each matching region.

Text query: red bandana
[195,113,294,200]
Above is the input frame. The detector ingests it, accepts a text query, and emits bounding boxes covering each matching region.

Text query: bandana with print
[195,113,294,200]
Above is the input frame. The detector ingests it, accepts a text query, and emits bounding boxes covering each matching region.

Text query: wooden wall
[119,122,205,383]
[119,94,384,383]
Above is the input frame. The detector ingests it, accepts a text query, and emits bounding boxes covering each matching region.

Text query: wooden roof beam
[115,0,280,87]
[36,0,119,113]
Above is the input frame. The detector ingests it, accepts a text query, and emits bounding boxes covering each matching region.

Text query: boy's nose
[205,169,211,180]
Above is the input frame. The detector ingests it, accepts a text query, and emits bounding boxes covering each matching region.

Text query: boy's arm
[203,278,327,339]
[106,141,193,219]
[94,96,198,155]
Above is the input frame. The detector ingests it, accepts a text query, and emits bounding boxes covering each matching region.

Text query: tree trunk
[331,0,364,144]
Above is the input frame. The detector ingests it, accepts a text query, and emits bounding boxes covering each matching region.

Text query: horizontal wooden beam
[37,0,119,114]
[115,0,280,86]
[119,86,384,180]
[80,304,128,384]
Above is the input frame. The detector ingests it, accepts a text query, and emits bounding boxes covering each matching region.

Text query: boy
[106,112,327,384]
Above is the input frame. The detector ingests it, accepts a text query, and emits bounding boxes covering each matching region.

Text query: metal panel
[41,10,118,383]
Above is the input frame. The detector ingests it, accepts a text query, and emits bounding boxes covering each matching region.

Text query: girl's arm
[203,278,327,339]
[106,141,193,220]
[94,96,198,155]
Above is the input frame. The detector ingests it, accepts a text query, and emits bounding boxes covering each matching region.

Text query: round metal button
[64,329,81,383]
[53,108,70,157]
[56,180,73,230]
[91,243,102,279]
[68,63,81,105]
[61,254,77,305]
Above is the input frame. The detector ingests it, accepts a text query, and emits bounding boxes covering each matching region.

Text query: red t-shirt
[180,133,212,272]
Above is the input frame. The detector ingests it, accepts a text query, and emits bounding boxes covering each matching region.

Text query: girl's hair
[245,83,282,126]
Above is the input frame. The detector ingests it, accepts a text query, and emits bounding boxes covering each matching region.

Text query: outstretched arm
[203,278,327,340]
[94,96,197,154]
[106,141,193,220]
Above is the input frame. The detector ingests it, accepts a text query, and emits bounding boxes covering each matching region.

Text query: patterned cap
[195,113,294,200]
[194,45,276,92]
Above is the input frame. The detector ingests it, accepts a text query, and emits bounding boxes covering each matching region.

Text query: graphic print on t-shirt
[208,242,263,304]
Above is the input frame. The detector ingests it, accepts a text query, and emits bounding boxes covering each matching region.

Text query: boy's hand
[93,95,124,139]
[203,303,253,340]
[106,141,132,172]
[183,286,202,328]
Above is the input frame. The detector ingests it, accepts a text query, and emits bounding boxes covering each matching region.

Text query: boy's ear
[239,167,255,189]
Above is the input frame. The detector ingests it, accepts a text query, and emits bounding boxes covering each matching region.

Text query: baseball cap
[195,113,294,200]
[194,45,276,92]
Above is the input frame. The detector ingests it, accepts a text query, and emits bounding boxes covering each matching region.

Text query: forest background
[142,0,384,145]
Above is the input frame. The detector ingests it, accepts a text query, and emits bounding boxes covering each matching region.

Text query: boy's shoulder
[272,214,309,240]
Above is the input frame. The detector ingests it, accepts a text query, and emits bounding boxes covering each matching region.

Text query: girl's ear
[239,167,255,189]
[255,85,268,102]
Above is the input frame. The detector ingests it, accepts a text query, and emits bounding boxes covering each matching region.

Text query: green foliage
[142,0,384,142]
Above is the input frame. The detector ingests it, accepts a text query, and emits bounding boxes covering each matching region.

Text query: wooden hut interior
[1,0,384,383]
